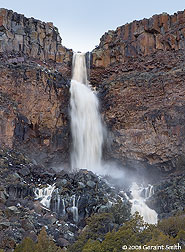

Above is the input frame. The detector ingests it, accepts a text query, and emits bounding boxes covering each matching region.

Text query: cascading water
[35,184,55,209]
[142,184,154,199]
[130,183,158,224]
[69,51,158,225]
[70,52,104,173]
[71,195,80,223]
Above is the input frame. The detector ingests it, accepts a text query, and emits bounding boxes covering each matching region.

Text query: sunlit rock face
[91,10,185,174]
[0,8,72,63]
[92,10,185,67]
[0,8,73,166]
[0,63,71,166]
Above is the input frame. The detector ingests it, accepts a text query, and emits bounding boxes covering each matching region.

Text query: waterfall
[69,52,158,225]
[142,184,154,198]
[130,183,158,224]
[70,52,103,173]
[35,186,66,216]
[62,199,66,215]
[71,195,80,222]
[72,53,88,84]
[35,184,55,209]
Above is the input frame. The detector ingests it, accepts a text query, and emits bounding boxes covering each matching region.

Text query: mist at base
[65,52,158,224]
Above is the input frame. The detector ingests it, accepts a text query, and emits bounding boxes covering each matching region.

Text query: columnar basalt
[0,62,71,166]
[0,8,72,63]
[0,8,73,166]
[92,10,185,67]
[91,10,185,173]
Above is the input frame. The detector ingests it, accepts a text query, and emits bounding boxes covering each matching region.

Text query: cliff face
[91,10,185,173]
[0,8,184,251]
[0,64,71,166]
[1,8,185,173]
[0,9,72,166]
[92,10,185,67]
[0,8,71,63]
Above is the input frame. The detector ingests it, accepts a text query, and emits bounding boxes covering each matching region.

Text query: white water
[143,184,154,198]
[70,52,103,173]
[62,199,66,215]
[130,183,158,224]
[71,195,79,222]
[35,184,55,209]
[72,53,88,84]
[70,52,158,225]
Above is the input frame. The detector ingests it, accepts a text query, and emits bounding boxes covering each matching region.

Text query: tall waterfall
[70,53,103,173]
[69,52,158,224]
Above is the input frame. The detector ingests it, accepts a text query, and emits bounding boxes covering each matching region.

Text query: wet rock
[0,191,6,203]
[63,231,75,242]
[86,180,96,188]
[0,221,10,229]
[98,205,110,213]
[18,166,30,176]
[146,174,185,218]
[7,206,20,214]
[57,179,68,187]
[77,182,86,189]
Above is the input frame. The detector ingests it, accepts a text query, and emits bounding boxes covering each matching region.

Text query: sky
[0,0,184,52]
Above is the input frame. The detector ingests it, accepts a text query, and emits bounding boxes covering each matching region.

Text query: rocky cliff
[0,8,71,63]
[92,10,185,67]
[0,7,185,251]
[91,10,185,174]
[0,9,73,167]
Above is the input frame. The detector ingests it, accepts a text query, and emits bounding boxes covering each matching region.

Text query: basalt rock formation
[0,8,71,63]
[0,7,185,251]
[91,10,185,174]
[0,8,73,167]
[0,148,130,250]
[146,174,185,219]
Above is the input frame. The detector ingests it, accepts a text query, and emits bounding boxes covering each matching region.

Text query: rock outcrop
[0,9,73,166]
[91,10,185,173]
[146,173,185,219]
[0,61,71,166]
[0,8,71,63]
[0,148,130,250]
[92,10,185,67]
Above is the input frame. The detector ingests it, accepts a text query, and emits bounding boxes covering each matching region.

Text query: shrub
[15,228,63,252]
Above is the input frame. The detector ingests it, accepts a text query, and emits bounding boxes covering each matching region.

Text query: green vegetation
[14,227,63,252]
[67,213,114,252]
[68,212,185,252]
[110,199,131,224]
[12,211,185,252]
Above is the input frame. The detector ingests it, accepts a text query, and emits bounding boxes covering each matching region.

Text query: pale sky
[1,0,184,52]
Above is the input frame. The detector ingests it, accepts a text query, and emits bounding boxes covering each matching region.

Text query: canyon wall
[0,8,72,63]
[92,10,185,67]
[91,10,185,173]
[0,9,72,166]
[1,8,185,173]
